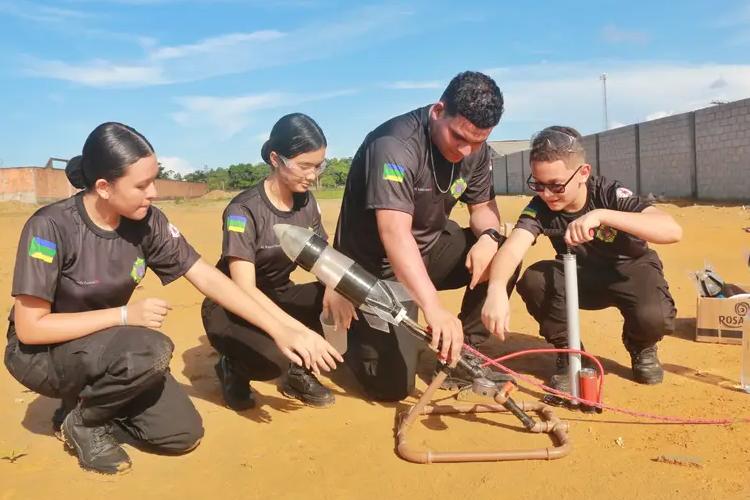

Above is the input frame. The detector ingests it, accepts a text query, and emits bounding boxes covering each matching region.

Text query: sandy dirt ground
[1,195,749,500]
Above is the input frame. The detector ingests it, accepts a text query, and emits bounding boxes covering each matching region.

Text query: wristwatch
[480,228,503,246]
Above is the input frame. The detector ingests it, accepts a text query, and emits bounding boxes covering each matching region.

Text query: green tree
[318,157,351,188]
[184,170,208,183]
[206,167,230,191]
[226,162,269,189]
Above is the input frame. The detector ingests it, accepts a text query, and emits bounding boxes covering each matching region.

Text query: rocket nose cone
[273,223,313,262]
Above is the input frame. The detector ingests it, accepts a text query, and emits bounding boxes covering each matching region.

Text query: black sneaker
[437,351,516,391]
[214,355,256,411]
[628,344,664,384]
[281,364,335,408]
[60,407,131,475]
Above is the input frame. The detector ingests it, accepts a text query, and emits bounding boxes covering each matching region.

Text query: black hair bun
[65,155,87,189]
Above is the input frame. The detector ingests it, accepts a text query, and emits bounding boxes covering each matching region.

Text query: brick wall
[33,168,79,202]
[153,178,209,199]
[0,168,36,203]
[0,167,208,203]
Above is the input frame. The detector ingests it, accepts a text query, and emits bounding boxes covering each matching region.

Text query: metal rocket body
[274,224,412,332]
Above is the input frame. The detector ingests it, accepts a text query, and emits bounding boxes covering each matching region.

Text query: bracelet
[120,305,128,326]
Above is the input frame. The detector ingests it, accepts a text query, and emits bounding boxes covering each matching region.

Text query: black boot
[437,350,516,391]
[627,343,664,384]
[281,364,335,408]
[60,407,131,475]
[215,355,256,411]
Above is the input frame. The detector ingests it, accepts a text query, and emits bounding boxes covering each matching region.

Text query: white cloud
[173,92,286,137]
[384,80,444,90]
[484,62,750,135]
[23,58,166,86]
[601,24,650,45]
[173,89,357,138]
[0,1,91,23]
[159,156,196,176]
[151,31,286,61]
[22,5,415,88]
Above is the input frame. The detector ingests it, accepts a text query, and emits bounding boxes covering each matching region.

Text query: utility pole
[600,73,609,130]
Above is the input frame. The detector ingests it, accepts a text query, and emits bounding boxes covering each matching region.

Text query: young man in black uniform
[330,71,516,401]
[482,126,681,391]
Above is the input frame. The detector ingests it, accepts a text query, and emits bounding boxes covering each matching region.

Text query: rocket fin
[382,280,413,303]
[358,305,391,333]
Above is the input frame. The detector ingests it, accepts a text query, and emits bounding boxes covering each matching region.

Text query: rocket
[273,223,411,332]
[274,223,536,428]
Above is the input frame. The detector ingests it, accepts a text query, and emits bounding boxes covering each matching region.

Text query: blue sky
[2,0,750,175]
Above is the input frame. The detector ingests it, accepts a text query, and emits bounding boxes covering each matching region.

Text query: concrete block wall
[580,134,598,175]
[491,154,508,194]
[598,125,639,193]
[493,97,750,200]
[694,98,750,200]
[639,113,695,198]
[506,151,524,194]
[521,150,531,195]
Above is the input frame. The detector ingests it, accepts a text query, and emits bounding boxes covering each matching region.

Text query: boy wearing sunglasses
[481,126,682,392]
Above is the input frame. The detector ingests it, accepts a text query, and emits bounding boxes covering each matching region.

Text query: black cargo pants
[201,281,326,381]
[4,324,203,453]
[517,249,676,351]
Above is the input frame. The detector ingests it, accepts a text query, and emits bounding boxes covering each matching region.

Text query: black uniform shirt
[515,175,652,265]
[11,192,200,317]
[217,181,327,293]
[334,105,494,274]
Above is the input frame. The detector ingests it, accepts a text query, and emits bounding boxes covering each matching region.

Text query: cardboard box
[695,292,750,345]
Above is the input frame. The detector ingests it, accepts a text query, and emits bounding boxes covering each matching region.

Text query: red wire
[462,344,750,425]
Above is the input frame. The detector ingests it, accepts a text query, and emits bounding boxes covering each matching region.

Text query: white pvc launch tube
[563,253,581,405]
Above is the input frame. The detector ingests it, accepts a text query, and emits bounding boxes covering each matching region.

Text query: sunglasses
[526,164,583,194]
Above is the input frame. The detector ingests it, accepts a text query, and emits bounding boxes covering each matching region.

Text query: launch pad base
[396,370,572,463]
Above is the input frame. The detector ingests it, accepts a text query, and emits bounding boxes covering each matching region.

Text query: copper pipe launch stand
[396,369,572,463]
